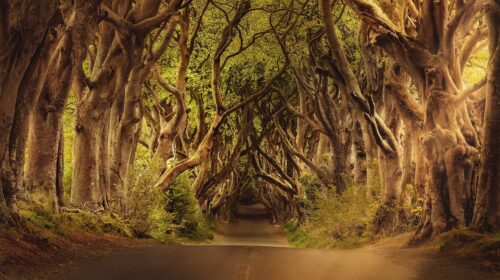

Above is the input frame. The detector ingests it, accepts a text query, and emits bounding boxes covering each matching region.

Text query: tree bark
[473,0,500,231]
[0,0,57,219]
[24,27,74,212]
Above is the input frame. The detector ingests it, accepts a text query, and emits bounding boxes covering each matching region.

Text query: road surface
[60,204,498,280]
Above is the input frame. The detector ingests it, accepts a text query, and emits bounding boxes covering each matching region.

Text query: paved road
[61,204,498,280]
[212,204,289,247]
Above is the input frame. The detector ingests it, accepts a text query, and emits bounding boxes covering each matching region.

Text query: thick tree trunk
[71,0,133,209]
[21,0,101,211]
[25,105,65,212]
[108,66,144,211]
[24,31,73,212]
[412,69,477,243]
[0,0,57,217]
[473,1,500,231]
[72,112,105,207]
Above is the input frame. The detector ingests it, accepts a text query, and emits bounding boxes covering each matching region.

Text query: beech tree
[473,0,500,232]
[2,0,499,247]
[24,0,101,213]
[343,0,489,241]
[71,0,184,209]
[0,0,58,221]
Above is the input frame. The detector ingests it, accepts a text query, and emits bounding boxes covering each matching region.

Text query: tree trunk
[473,1,500,231]
[412,68,477,243]
[108,66,145,211]
[0,0,57,217]
[24,30,73,212]
[72,110,106,208]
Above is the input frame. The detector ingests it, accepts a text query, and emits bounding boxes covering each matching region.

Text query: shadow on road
[212,204,289,247]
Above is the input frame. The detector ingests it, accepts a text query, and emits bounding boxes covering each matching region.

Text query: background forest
[1,0,499,254]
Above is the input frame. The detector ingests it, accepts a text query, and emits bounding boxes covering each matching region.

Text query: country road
[59,204,498,280]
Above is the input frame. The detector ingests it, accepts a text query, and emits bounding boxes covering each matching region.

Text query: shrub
[126,159,212,241]
[126,158,168,239]
[163,171,213,240]
[287,173,380,248]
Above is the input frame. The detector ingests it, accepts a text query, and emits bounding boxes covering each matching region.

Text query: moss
[19,207,133,241]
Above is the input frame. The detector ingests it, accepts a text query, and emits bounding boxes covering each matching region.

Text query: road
[61,204,498,280]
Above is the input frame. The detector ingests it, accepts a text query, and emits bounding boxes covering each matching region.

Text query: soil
[0,227,143,280]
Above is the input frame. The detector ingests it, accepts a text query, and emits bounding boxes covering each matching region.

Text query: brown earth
[0,226,142,280]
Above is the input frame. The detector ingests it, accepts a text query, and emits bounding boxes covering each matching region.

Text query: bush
[126,159,212,241]
[299,172,324,204]
[286,173,380,248]
[163,171,213,240]
[126,158,168,239]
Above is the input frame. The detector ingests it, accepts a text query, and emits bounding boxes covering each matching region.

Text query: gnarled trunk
[473,1,500,231]
[413,69,478,242]
[0,0,57,218]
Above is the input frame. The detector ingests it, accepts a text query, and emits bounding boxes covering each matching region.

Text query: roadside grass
[432,230,500,271]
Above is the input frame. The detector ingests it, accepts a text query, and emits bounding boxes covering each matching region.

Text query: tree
[24,0,101,213]
[0,0,58,222]
[345,0,488,242]
[70,0,183,209]
[473,0,500,232]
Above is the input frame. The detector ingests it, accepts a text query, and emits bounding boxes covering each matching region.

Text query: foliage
[163,171,213,241]
[299,172,324,204]
[287,173,381,248]
[402,184,424,227]
[126,159,212,242]
[19,206,132,239]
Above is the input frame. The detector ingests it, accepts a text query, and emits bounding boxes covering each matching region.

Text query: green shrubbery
[286,171,381,248]
[162,171,213,240]
[14,158,212,244]
[126,159,212,242]
[19,206,132,239]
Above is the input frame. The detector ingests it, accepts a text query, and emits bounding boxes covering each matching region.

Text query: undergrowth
[433,230,500,271]
[286,168,381,249]
[126,159,213,242]
[17,206,132,240]
[2,158,214,247]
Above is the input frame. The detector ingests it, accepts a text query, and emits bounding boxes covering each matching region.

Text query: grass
[433,230,500,271]
[284,219,372,249]
[19,206,133,239]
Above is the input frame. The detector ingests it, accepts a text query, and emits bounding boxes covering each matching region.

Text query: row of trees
[1,0,499,242]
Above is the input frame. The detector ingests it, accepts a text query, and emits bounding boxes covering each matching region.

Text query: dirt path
[52,203,498,280]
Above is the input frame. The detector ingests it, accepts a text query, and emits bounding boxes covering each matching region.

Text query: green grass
[19,206,133,239]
